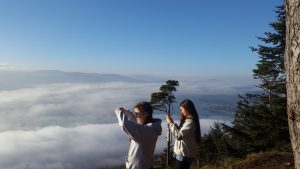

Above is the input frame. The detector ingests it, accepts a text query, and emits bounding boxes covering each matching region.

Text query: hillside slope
[199,152,294,169]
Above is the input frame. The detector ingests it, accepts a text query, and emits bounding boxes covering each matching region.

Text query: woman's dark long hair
[179,99,201,144]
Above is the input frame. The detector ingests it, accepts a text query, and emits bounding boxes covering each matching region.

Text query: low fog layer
[0,119,227,169]
[0,70,255,168]
[0,82,158,131]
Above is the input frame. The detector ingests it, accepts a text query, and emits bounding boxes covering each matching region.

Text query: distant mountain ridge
[0,70,156,90]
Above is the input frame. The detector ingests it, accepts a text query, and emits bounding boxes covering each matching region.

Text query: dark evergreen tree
[153,146,174,169]
[224,5,290,155]
[198,122,239,165]
[251,5,286,102]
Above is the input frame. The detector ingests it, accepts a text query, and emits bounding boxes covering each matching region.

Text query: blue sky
[0,0,283,77]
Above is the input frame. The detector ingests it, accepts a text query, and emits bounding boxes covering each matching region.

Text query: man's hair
[135,101,153,123]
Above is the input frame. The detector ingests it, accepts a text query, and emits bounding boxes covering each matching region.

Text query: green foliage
[251,5,286,97]
[150,80,179,169]
[154,5,290,169]
[193,4,290,167]
[150,80,179,114]
[198,122,240,166]
[153,146,174,169]
[224,93,289,155]
[222,4,290,156]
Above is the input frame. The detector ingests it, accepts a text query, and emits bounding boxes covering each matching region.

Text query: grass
[195,151,294,169]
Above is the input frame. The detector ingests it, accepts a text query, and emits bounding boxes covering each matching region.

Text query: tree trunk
[285,0,300,168]
[166,126,171,169]
[166,108,171,169]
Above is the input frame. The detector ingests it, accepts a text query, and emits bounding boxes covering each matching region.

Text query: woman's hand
[166,114,174,124]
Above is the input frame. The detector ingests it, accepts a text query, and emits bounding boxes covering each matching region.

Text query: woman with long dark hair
[166,99,201,169]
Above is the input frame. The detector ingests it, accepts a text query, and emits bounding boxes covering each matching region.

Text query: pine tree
[151,80,179,114]
[224,5,290,155]
[251,5,286,100]
[199,122,230,164]
[150,80,179,169]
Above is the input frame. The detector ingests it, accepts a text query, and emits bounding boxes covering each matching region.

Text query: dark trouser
[174,159,191,169]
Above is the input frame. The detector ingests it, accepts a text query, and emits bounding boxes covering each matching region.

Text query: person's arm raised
[115,108,151,142]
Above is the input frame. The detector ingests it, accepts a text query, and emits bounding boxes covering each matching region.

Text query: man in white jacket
[115,101,162,169]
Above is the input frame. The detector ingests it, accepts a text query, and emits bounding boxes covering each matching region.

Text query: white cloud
[0,119,228,169]
[177,77,257,95]
[0,124,128,169]
[0,64,11,69]
[0,80,235,168]
[0,82,159,131]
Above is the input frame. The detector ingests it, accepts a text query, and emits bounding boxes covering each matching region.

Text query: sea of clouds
[0,74,256,169]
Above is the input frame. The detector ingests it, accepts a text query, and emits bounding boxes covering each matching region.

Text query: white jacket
[170,116,199,158]
[115,109,162,169]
